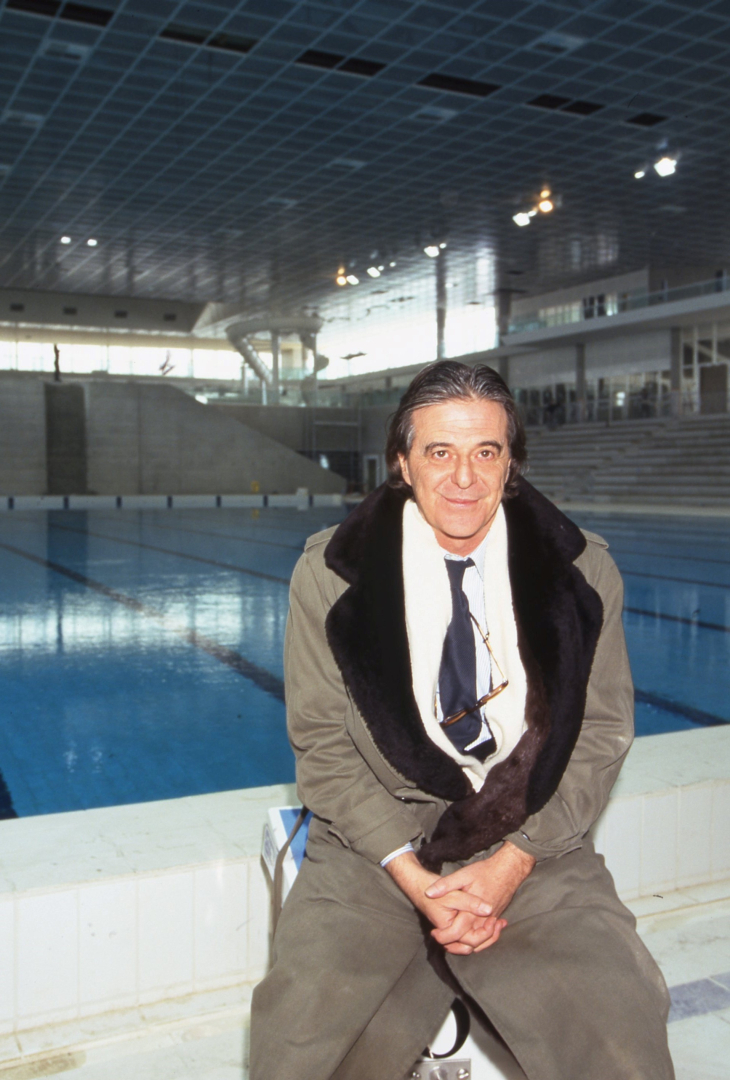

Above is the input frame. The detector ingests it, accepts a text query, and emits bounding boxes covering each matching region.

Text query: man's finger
[425,871,471,898]
[473,919,508,953]
[445,942,474,955]
[431,913,497,947]
[436,890,492,917]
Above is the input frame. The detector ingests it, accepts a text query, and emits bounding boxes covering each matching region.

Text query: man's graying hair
[385,360,527,498]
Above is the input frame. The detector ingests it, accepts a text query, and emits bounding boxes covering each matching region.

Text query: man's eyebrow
[423,439,504,453]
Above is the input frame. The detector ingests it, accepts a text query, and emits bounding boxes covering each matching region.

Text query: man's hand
[384,850,508,956]
[425,841,536,953]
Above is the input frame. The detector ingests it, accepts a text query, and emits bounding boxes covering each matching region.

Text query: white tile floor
[11,882,730,1080]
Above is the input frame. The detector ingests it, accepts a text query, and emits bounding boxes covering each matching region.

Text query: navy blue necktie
[438,558,493,763]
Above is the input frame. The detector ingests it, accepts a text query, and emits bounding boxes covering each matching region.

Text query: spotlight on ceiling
[60,235,71,244]
[86,237,98,247]
[346,274,360,285]
[336,266,347,286]
[634,170,646,179]
[653,156,677,177]
[538,199,554,213]
[540,188,551,198]
[366,266,381,278]
[424,245,440,257]
[512,212,533,227]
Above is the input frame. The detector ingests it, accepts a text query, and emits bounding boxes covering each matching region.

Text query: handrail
[508,275,730,335]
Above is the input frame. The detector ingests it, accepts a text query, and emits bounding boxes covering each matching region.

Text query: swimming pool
[0,505,727,817]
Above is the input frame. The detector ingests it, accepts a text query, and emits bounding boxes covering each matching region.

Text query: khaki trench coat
[250,511,675,1080]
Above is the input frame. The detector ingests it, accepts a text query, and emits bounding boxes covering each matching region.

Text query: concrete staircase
[526,414,730,509]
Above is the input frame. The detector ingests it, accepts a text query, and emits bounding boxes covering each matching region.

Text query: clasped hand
[385,842,535,955]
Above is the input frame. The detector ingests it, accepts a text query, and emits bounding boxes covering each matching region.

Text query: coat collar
[324,478,604,869]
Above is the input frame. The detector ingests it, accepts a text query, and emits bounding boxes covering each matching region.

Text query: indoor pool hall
[0,504,727,819]
[3,1,730,1073]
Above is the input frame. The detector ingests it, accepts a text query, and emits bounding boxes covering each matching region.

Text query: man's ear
[398,453,411,487]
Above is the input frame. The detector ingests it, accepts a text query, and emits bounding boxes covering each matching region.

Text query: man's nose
[452,458,475,488]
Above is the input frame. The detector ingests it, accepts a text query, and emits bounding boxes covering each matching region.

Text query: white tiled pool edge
[0,728,728,1063]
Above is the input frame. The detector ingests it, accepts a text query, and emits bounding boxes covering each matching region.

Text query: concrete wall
[0,374,46,495]
[85,382,344,495]
[212,403,394,459]
[211,404,363,454]
[509,328,673,387]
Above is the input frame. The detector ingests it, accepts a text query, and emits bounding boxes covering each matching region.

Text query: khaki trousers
[250,832,674,1080]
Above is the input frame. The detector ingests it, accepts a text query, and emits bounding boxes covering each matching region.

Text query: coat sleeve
[285,548,425,864]
[505,543,634,861]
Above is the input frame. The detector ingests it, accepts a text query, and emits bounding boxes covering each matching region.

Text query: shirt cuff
[379,842,415,868]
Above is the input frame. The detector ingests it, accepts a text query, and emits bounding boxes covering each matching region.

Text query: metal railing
[508,275,730,335]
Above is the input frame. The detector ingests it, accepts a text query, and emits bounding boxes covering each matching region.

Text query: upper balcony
[506,275,730,346]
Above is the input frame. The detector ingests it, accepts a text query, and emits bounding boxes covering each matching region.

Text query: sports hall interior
[0,1,728,1078]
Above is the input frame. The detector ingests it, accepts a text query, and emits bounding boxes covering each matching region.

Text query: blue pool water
[0,506,727,818]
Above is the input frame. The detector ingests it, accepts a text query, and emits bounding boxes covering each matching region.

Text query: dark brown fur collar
[324,479,604,871]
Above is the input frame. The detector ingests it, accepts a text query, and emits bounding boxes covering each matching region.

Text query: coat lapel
[325,484,470,803]
[324,479,605,870]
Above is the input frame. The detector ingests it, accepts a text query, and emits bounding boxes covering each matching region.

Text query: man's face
[398,396,512,555]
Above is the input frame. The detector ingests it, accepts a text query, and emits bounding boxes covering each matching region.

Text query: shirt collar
[444,531,488,579]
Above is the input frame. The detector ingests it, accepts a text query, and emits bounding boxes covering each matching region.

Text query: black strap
[422,997,471,1059]
[271,806,309,934]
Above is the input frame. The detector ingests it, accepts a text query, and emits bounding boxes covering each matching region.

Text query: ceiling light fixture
[439,242,447,249]
[389,260,396,267]
[512,185,560,225]
[60,235,71,244]
[653,156,677,177]
[366,267,381,278]
[336,266,347,286]
[424,245,440,257]
[346,274,359,285]
[634,170,646,179]
[86,238,98,247]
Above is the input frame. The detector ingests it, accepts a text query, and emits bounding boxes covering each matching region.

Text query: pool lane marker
[114,516,306,552]
[624,606,729,633]
[622,569,730,590]
[634,689,728,727]
[46,521,291,585]
[0,540,285,702]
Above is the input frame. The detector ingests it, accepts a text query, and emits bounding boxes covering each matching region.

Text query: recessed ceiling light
[424,245,440,257]
[439,242,447,249]
[346,274,359,285]
[654,156,677,177]
[530,31,586,55]
[634,170,646,179]
[336,274,347,286]
[513,213,532,227]
[366,267,381,278]
[60,235,71,244]
[538,199,554,213]
[389,261,396,267]
[86,237,98,246]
